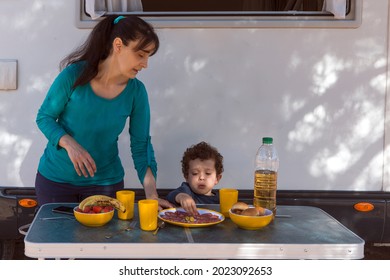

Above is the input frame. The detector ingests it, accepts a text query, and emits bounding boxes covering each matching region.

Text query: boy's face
[186,158,221,196]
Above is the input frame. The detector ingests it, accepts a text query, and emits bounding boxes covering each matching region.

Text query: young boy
[166,141,224,215]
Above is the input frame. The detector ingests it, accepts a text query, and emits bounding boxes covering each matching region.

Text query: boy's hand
[175,193,198,216]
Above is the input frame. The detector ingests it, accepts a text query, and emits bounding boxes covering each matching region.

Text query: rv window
[78,0,361,29]
[98,0,343,13]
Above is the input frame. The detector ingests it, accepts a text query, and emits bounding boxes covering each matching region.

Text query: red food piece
[101,206,113,212]
[92,205,103,213]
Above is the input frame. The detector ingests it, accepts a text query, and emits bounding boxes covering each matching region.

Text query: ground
[363,243,390,260]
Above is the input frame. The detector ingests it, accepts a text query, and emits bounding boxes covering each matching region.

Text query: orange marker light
[354,202,374,212]
[18,199,38,208]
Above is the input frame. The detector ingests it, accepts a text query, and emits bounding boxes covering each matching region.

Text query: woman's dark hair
[60,15,159,88]
[181,142,224,179]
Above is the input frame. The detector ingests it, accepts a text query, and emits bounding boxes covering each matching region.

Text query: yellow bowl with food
[229,202,273,230]
[73,206,114,227]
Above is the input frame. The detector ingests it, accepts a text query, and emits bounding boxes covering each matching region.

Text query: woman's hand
[59,134,97,177]
[146,195,174,210]
[156,197,174,210]
[175,193,198,216]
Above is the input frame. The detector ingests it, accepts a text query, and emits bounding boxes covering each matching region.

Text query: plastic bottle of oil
[253,137,279,215]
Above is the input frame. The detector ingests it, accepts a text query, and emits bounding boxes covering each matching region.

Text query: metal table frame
[24,203,364,259]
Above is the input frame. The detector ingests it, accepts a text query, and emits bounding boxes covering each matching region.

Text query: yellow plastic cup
[116,190,135,220]
[138,199,158,231]
[219,188,238,218]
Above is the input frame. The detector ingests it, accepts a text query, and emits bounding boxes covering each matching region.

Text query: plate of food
[158,208,225,228]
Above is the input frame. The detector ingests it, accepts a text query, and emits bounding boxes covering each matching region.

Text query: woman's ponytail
[59,15,159,89]
[60,15,117,88]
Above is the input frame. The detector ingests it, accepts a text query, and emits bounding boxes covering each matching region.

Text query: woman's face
[115,39,155,79]
[186,158,221,196]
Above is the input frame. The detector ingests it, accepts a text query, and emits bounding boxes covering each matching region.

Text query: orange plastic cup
[116,190,135,220]
[219,188,238,218]
[138,199,158,231]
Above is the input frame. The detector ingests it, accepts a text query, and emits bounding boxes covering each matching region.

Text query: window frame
[76,0,362,29]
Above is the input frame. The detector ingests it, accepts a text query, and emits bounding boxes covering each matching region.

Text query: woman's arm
[143,167,173,209]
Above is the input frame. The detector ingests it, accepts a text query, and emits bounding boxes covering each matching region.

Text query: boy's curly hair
[181,141,224,179]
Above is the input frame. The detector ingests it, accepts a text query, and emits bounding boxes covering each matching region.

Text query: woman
[35,15,172,209]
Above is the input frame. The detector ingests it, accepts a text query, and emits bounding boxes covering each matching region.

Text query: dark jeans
[35,172,124,206]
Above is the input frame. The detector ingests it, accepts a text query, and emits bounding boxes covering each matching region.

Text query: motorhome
[1,0,389,259]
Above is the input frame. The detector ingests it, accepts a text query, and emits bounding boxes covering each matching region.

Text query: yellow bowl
[73,206,114,227]
[229,207,273,230]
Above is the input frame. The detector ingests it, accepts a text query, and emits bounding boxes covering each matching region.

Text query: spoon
[153,221,165,235]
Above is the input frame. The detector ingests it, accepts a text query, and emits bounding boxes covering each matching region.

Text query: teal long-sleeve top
[36,62,157,186]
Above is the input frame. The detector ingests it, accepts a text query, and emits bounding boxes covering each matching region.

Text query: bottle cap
[262,137,273,144]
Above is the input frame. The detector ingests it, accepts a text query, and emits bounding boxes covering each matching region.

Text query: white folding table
[24,203,364,259]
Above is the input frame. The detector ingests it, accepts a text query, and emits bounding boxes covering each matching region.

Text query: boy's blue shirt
[166,182,219,205]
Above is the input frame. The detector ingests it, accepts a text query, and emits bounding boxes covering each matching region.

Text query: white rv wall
[0,0,389,192]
